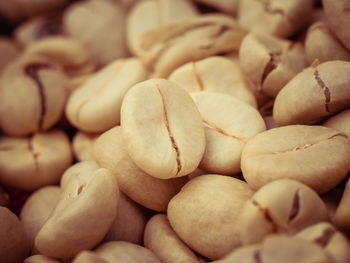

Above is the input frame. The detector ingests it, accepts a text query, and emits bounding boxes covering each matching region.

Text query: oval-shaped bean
[323,109,350,138]
[72,131,99,162]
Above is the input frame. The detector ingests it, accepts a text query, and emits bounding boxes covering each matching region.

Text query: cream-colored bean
[121,78,205,179]
[191,92,265,174]
[66,58,147,133]
[273,61,350,126]
[168,56,257,108]
[72,131,99,162]
[323,109,350,138]
[35,167,119,258]
[140,15,246,78]
[20,186,61,253]
[94,126,187,211]
[241,125,350,193]
[296,222,350,263]
[72,251,108,263]
[144,214,200,263]
[239,33,307,98]
[238,0,313,38]
[305,22,350,64]
[95,241,162,263]
[240,179,329,245]
[63,0,127,66]
[335,178,350,231]
[0,55,68,136]
[322,0,350,50]
[104,192,148,244]
[167,174,254,260]
[0,206,29,263]
[126,0,198,56]
[0,129,73,191]
[24,255,62,263]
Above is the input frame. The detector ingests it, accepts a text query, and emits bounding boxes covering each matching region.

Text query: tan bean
[66,58,147,133]
[191,91,265,174]
[167,174,254,260]
[144,214,200,263]
[0,129,73,191]
[72,251,108,263]
[140,15,246,77]
[121,78,205,179]
[0,37,19,74]
[94,126,187,211]
[24,255,62,263]
[241,125,350,193]
[0,206,29,263]
[20,186,61,253]
[240,179,329,245]
[273,61,350,126]
[168,56,257,108]
[323,109,350,139]
[72,131,99,162]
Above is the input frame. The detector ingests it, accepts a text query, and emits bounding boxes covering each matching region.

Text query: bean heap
[0,0,350,262]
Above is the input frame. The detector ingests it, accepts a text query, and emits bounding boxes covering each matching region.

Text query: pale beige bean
[193,0,239,15]
[305,22,350,64]
[168,56,257,108]
[72,131,99,162]
[95,241,162,263]
[238,0,313,38]
[140,15,246,78]
[72,251,108,263]
[121,78,205,179]
[240,179,329,245]
[66,58,147,133]
[94,126,186,211]
[0,54,68,136]
[24,255,62,263]
[126,0,198,56]
[191,92,265,174]
[20,186,61,253]
[335,178,350,231]
[0,129,73,191]
[104,192,148,244]
[63,0,127,66]
[239,33,307,98]
[35,167,119,258]
[323,109,350,138]
[241,125,350,193]
[144,214,200,263]
[0,37,19,74]
[212,244,260,263]
[273,61,350,126]
[167,174,254,260]
[322,0,350,50]
[296,222,350,263]
[0,207,29,263]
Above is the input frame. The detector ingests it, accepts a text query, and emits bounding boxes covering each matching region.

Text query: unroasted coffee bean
[0,206,29,263]
[167,174,254,260]
[126,0,198,56]
[0,37,19,74]
[23,255,61,263]
[168,56,257,108]
[238,0,314,38]
[72,131,99,162]
[296,222,350,263]
[322,0,350,50]
[35,167,119,258]
[66,58,148,133]
[273,61,350,126]
[241,125,350,193]
[323,109,350,138]
[305,22,350,64]
[104,192,148,245]
[121,78,205,179]
[144,214,200,263]
[63,0,127,66]
[94,126,186,211]
[94,241,162,263]
[0,55,68,136]
[20,186,61,253]
[239,33,306,98]
[0,129,72,191]
[240,179,329,245]
[191,92,265,174]
[72,251,109,263]
[140,15,247,77]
